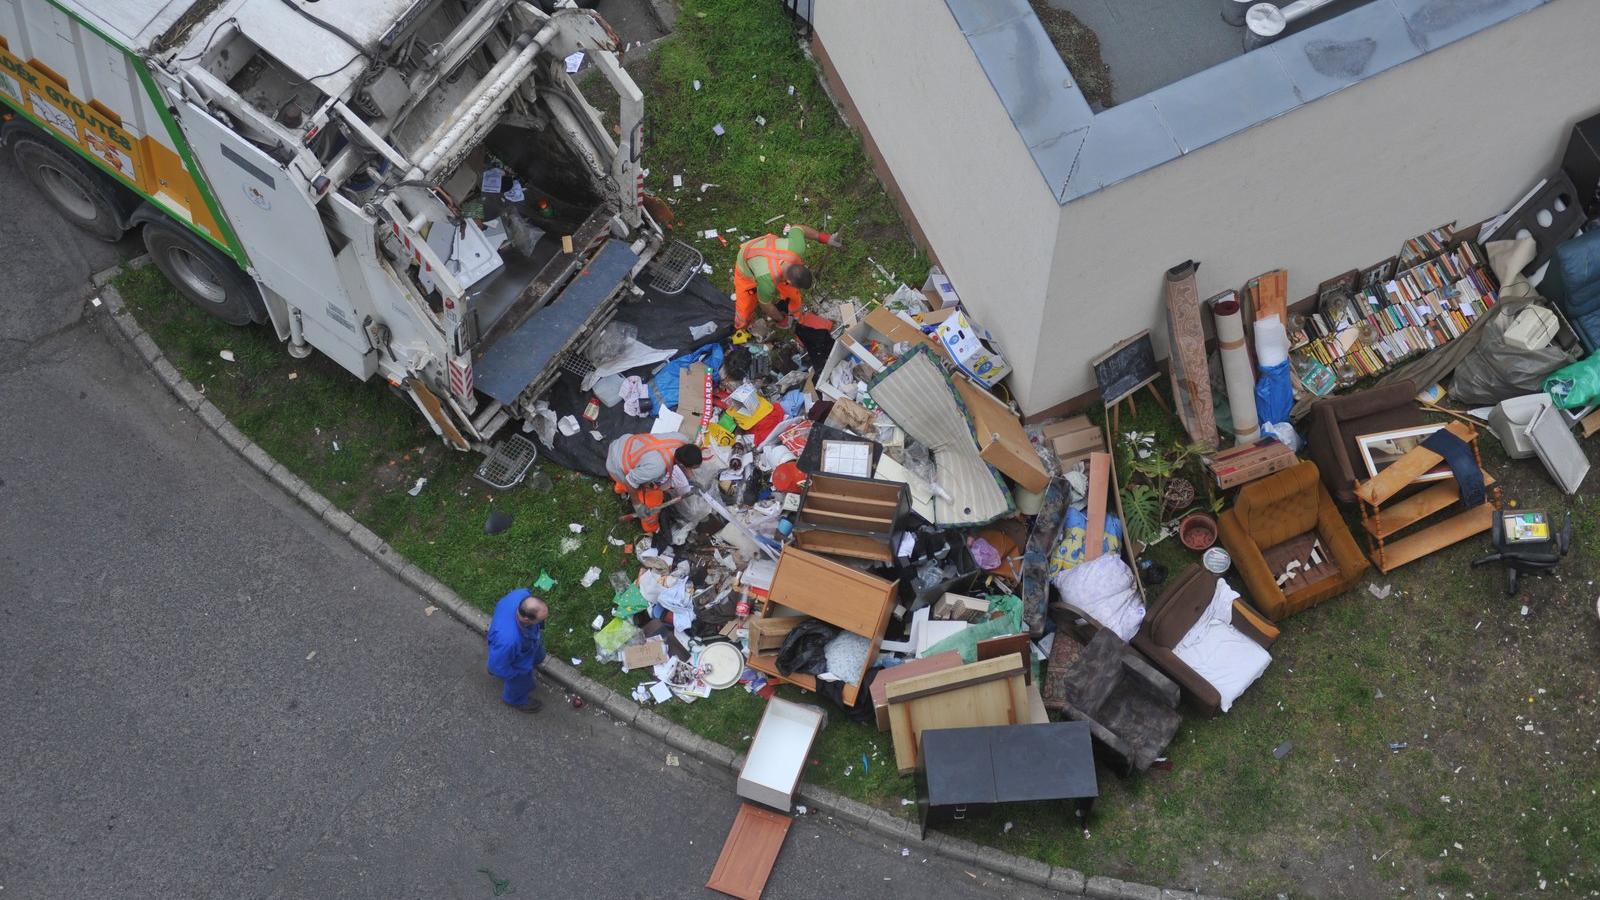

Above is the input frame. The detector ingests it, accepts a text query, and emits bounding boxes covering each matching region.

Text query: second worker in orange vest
[604,433,702,535]
[732,224,839,329]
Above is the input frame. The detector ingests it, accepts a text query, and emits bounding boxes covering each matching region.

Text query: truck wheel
[10,133,128,242]
[143,221,265,326]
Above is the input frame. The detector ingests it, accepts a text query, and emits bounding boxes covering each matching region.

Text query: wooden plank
[805,491,901,508]
[871,651,964,731]
[1355,422,1476,507]
[799,507,891,527]
[1376,503,1494,572]
[1364,472,1495,538]
[889,674,1025,773]
[884,655,1022,704]
[1582,408,1600,438]
[976,633,1033,684]
[1084,452,1111,561]
[407,381,471,451]
[1253,269,1288,322]
[706,803,792,900]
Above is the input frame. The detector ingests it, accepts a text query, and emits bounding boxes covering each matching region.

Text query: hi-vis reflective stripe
[448,359,473,398]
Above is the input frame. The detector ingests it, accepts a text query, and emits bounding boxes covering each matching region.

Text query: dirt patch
[1029,1,1115,110]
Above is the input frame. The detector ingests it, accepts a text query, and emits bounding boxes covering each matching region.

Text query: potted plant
[1119,434,1210,546]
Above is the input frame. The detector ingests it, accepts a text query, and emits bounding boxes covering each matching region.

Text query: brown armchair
[1218,461,1369,621]
[1133,565,1280,717]
[1056,629,1181,776]
[1305,379,1421,505]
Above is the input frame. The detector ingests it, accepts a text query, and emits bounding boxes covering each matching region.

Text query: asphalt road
[0,151,1068,898]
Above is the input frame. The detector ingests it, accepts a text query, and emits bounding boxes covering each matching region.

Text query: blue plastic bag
[651,343,725,413]
[1255,360,1293,425]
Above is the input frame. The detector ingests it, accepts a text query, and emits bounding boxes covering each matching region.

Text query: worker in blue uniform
[487,588,549,712]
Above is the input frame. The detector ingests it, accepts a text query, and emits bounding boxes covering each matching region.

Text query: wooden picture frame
[1356,424,1451,484]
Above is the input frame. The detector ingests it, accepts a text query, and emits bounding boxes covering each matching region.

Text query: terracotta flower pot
[1179,512,1218,551]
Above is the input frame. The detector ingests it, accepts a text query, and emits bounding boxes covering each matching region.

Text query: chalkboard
[1090,330,1160,407]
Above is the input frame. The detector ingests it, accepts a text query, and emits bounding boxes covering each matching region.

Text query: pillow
[1052,554,1145,642]
[1172,579,1272,713]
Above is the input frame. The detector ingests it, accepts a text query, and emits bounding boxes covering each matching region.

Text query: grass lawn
[114,0,1600,895]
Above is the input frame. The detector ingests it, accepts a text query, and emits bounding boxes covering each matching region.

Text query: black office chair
[1472,510,1571,596]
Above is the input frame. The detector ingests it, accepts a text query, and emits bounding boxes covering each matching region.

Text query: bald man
[486,588,549,712]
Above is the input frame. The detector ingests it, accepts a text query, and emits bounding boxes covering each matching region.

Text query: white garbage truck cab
[0,0,662,448]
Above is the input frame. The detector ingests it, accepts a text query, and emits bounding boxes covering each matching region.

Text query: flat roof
[942,0,1556,204]
[1051,0,1380,107]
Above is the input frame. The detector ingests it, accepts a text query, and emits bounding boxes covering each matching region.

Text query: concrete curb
[95,265,1223,900]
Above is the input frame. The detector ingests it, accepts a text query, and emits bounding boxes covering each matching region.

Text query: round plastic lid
[1202,546,1232,574]
[698,641,745,690]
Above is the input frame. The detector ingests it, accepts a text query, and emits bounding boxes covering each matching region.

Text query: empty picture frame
[1355,424,1450,483]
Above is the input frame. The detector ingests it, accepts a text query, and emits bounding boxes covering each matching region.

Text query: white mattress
[1173,579,1272,713]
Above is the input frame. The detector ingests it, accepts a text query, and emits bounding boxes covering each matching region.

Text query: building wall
[1036,0,1600,414]
[811,0,1060,404]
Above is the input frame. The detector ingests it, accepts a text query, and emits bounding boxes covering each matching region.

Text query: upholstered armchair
[1217,461,1369,622]
[1133,565,1279,717]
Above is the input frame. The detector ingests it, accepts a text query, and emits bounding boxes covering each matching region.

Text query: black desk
[914,722,1098,838]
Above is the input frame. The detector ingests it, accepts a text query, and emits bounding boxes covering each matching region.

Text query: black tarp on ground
[537,273,734,477]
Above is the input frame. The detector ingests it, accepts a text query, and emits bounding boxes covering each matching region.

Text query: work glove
[822,232,842,249]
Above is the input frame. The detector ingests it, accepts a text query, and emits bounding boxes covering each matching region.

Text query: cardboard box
[1208,438,1298,488]
[922,265,961,310]
[675,362,711,442]
[920,307,1011,388]
[748,614,806,654]
[932,592,988,623]
[951,375,1051,493]
[1041,415,1105,472]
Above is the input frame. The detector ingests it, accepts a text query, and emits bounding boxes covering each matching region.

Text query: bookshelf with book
[1290,238,1499,385]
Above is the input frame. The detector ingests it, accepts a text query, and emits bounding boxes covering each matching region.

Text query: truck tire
[142,221,265,326]
[9,133,128,242]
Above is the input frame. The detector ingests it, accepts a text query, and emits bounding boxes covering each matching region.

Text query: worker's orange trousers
[616,480,667,534]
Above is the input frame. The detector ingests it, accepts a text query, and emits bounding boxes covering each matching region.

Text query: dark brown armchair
[1133,565,1280,717]
[1305,379,1421,504]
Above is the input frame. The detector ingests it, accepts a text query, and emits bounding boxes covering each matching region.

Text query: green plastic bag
[613,584,648,619]
[919,594,1024,664]
[594,617,639,658]
[1544,355,1600,409]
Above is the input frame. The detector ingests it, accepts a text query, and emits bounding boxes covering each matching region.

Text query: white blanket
[1173,579,1272,713]
[1052,554,1145,641]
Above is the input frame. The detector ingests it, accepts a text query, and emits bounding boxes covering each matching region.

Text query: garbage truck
[0,0,682,450]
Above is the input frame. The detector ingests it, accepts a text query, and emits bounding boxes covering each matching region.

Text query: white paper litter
[570,657,583,666]
[569,523,585,533]
[701,264,714,275]
[219,349,235,362]
[591,614,605,630]
[649,681,673,703]
[692,79,701,91]
[699,183,718,193]
[90,296,102,307]
[787,84,795,95]
[590,430,604,441]
[1367,583,1393,600]
[407,477,427,496]
[702,229,719,239]
[564,51,584,73]
[672,174,683,188]
[711,123,725,137]
[581,566,602,588]
[558,415,580,436]
[755,115,767,126]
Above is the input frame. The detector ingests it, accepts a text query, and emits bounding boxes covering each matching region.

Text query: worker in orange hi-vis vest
[732,224,840,330]
[604,433,703,534]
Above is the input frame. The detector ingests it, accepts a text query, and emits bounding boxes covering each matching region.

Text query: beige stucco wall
[812,0,1060,405]
[1037,0,1600,414]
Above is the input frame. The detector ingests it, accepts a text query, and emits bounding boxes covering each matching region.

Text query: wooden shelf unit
[1355,421,1497,573]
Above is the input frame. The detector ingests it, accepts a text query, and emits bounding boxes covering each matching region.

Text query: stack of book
[1293,242,1498,379]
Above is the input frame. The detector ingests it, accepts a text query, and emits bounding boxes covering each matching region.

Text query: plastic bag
[776,620,840,676]
[1254,359,1293,425]
[593,617,639,659]
[920,595,1024,663]
[1544,355,1600,409]
[1452,303,1577,405]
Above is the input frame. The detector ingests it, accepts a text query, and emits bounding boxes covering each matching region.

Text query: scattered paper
[219,349,235,362]
[787,84,795,96]
[649,681,674,703]
[332,441,340,451]
[570,657,583,666]
[795,805,808,815]
[1367,583,1393,600]
[564,51,584,73]
[569,523,585,534]
[591,614,606,630]
[287,372,298,380]
[700,263,714,275]
[711,123,725,137]
[754,115,767,127]
[702,229,719,239]
[90,296,102,307]
[666,753,680,767]
[692,79,701,91]
[901,848,911,857]
[407,477,427,496]
[672,174,683,189]
[607,536,625,547]
[581,566,602,588]
[306,651,316,661]
[699,183,718,193]
[1003,822,1014,834]
[590,430,604,441]
[424,606,437,616]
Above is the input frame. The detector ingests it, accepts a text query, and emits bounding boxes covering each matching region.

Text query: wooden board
[886,656,1028,773]
[1084,452,1111,561]
[871,651,964,731]
[1250,269,1288,323]
[1376,503,1493,573]
[706,803,792,900]
[1364,472,1496,539]
[767,548,896,638]
[952,375,1052,492]
[1355,422,1476,507]
[407,381,470,451]
[976,633,1033,684]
